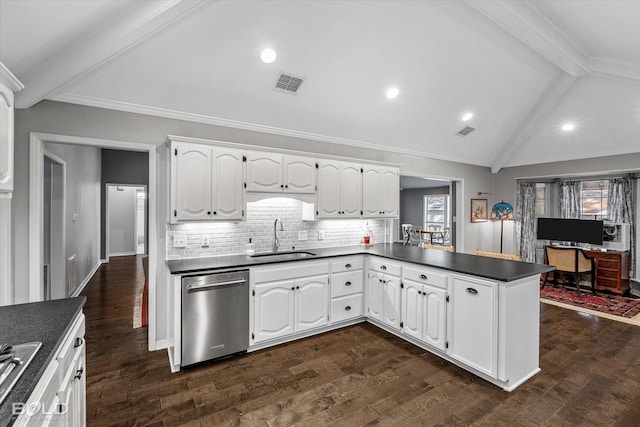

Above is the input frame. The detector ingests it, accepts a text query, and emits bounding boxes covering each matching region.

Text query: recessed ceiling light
[260,48,277,64]
[462,112,474,122]
[561,123,575,132]
[386,87,399,100]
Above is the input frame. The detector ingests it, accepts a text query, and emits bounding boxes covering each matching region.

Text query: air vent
[456,126,476,137]
[274,73,304,94]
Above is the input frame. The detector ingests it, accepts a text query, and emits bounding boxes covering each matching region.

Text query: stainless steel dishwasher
[181,269,249,367]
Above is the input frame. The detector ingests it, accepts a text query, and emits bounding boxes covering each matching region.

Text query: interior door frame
[29,132,158,350]
[42,149,66,300]
[105,183,147,260]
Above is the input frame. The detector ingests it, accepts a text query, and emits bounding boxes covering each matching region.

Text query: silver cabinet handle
[345,263,352,268]
[345,306,351,311]
[74,337,84,348]
[380,265,387,270]
[345,281,352,286]
[466,287,478,295]
[187,279,246,291]
[419,274,427,280]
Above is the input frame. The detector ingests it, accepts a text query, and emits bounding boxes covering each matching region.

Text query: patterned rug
[540,286,640,318]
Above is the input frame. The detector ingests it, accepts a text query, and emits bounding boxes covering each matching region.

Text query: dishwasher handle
[186,278,247,291]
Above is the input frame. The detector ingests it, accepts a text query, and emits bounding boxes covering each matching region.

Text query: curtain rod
[516,172,637,182]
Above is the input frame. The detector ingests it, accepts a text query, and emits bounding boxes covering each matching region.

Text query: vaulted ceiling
[2,0,639,172]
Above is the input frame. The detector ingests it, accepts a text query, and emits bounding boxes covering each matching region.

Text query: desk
[584,249,630,295]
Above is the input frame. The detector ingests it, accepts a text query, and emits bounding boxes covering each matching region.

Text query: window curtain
[515,181,536,263]
[560,181,582,219]
[608,176,635,276]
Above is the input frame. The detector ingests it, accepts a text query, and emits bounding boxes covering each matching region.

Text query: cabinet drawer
[331,256,364,273]
[596,277,620,290]
[56,313,85,376]
[331,294,363,323]
[402,265,448,289]
[594,252,619,261]
[597,268,619,279]
[331,271,363,297]
[368,257,401,276]
[597,259,619,269]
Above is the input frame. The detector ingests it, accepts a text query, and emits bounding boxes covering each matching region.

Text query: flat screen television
[536,218,604,245]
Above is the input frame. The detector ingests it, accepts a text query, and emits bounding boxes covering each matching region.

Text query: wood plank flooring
[81,255,640,426]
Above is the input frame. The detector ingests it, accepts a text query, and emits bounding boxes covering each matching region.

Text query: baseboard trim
[155,339,169,351]
[72,260,104,297]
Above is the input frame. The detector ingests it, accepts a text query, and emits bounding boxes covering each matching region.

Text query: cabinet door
[284,155,316,194]
[212,149,243,220]
[449,275,497,377]
[367,272,384,321]
[254,280,295,342]
[422,284,446,351]
[317,160,341,217]
[383,275,401,329]
[362,166,381,218]
[295,275,329,332]
[401,280,422,340]
[0,88,12,193]
[173,144,212,221]
[245,152,283,192]
[380,167,399,218]
[73,337,87,427]
[341,162,362,217]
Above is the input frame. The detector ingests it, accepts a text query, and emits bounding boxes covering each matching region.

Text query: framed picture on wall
[470,198,488,223]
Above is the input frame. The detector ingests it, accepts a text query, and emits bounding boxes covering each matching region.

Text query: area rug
[540,286,640,318]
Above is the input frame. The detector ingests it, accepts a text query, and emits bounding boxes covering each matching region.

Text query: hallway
[80,256,640,426]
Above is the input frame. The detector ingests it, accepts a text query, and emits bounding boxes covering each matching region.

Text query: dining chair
[541,246,596,295]
[422,243,455,252]
[474,249,521,261]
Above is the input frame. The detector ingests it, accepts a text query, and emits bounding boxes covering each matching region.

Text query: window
[535,183,546,217]
[423,195,450,230]
[581,179,608,220]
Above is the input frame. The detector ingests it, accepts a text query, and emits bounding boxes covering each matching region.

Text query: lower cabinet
[448,274,497,378]
[15,312,86,427]
[401,280,447,351]
[330,256,364,323]
[252,262,329,344]
[367,258,401,330]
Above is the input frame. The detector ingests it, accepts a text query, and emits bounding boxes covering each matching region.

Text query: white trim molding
[28,132,159,351]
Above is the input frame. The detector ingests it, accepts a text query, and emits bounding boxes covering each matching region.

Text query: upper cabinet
[170,141,243,222]
[317,160,362,218]
[0,63,24,198]
[245,153,316,194]
[362,166,399,218]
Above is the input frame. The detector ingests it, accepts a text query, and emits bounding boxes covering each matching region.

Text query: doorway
[106,184,147,259]
[43,150,66,300]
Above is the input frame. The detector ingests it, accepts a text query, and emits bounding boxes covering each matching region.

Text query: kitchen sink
[0,341,42,404]
[250,251,317,260]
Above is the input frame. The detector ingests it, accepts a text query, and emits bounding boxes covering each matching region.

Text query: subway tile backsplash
[166,198,389,259]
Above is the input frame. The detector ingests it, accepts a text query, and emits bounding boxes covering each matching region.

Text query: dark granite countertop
[168,243,553,282]
[0,297,86,427]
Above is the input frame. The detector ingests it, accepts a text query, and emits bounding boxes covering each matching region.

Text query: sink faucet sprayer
[273,218,284,253]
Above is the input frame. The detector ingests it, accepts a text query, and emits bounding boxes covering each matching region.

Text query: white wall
[108,186,137,256]
[13,100,494,343]
[44,142,101,295]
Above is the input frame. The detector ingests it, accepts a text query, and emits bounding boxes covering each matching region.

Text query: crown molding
[15,0,207,109]
[588,57,640,85]
[0,62,24,93]
[49,92,490,169]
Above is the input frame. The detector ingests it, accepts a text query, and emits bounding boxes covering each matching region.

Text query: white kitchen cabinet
[295,275,330,332]
[401,279,447,351]
[253,279,296,342]
[245,152,316,194]
[170,141,243,222]
[330,256,364,323]
[362,165,399,218]
[367,258,401,329]
[252,261,329,344]
[15,312,86,427]
[317,160,362,218]
[448,274,497,378]
[0,63,23,198]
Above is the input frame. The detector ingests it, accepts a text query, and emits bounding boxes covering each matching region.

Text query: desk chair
[422,243,455,252]
[542,246,595,295]
[474,249,521,261]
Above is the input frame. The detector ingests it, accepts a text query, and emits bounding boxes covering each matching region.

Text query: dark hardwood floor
[81,256,640,426]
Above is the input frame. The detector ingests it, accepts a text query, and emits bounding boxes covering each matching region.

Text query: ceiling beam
[490,73,577,174]
[466,0,589,77]
[15,0,207,109]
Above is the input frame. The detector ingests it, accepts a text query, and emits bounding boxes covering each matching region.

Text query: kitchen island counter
[167,243,552,282]
[0,297,86,427]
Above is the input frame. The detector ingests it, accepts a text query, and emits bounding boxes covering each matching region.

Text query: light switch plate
[173,233,186,248]
[298,230,308,241]
[318,230,325,240]
[201,235,209,247]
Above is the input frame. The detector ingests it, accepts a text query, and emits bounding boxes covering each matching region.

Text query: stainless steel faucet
[272,218,284,253]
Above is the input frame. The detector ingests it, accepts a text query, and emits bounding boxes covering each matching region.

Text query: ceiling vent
[456,126,476,137]
[274,72,304,94]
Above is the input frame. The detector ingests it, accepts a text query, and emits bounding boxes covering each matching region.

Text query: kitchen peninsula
[168,243,552,391]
